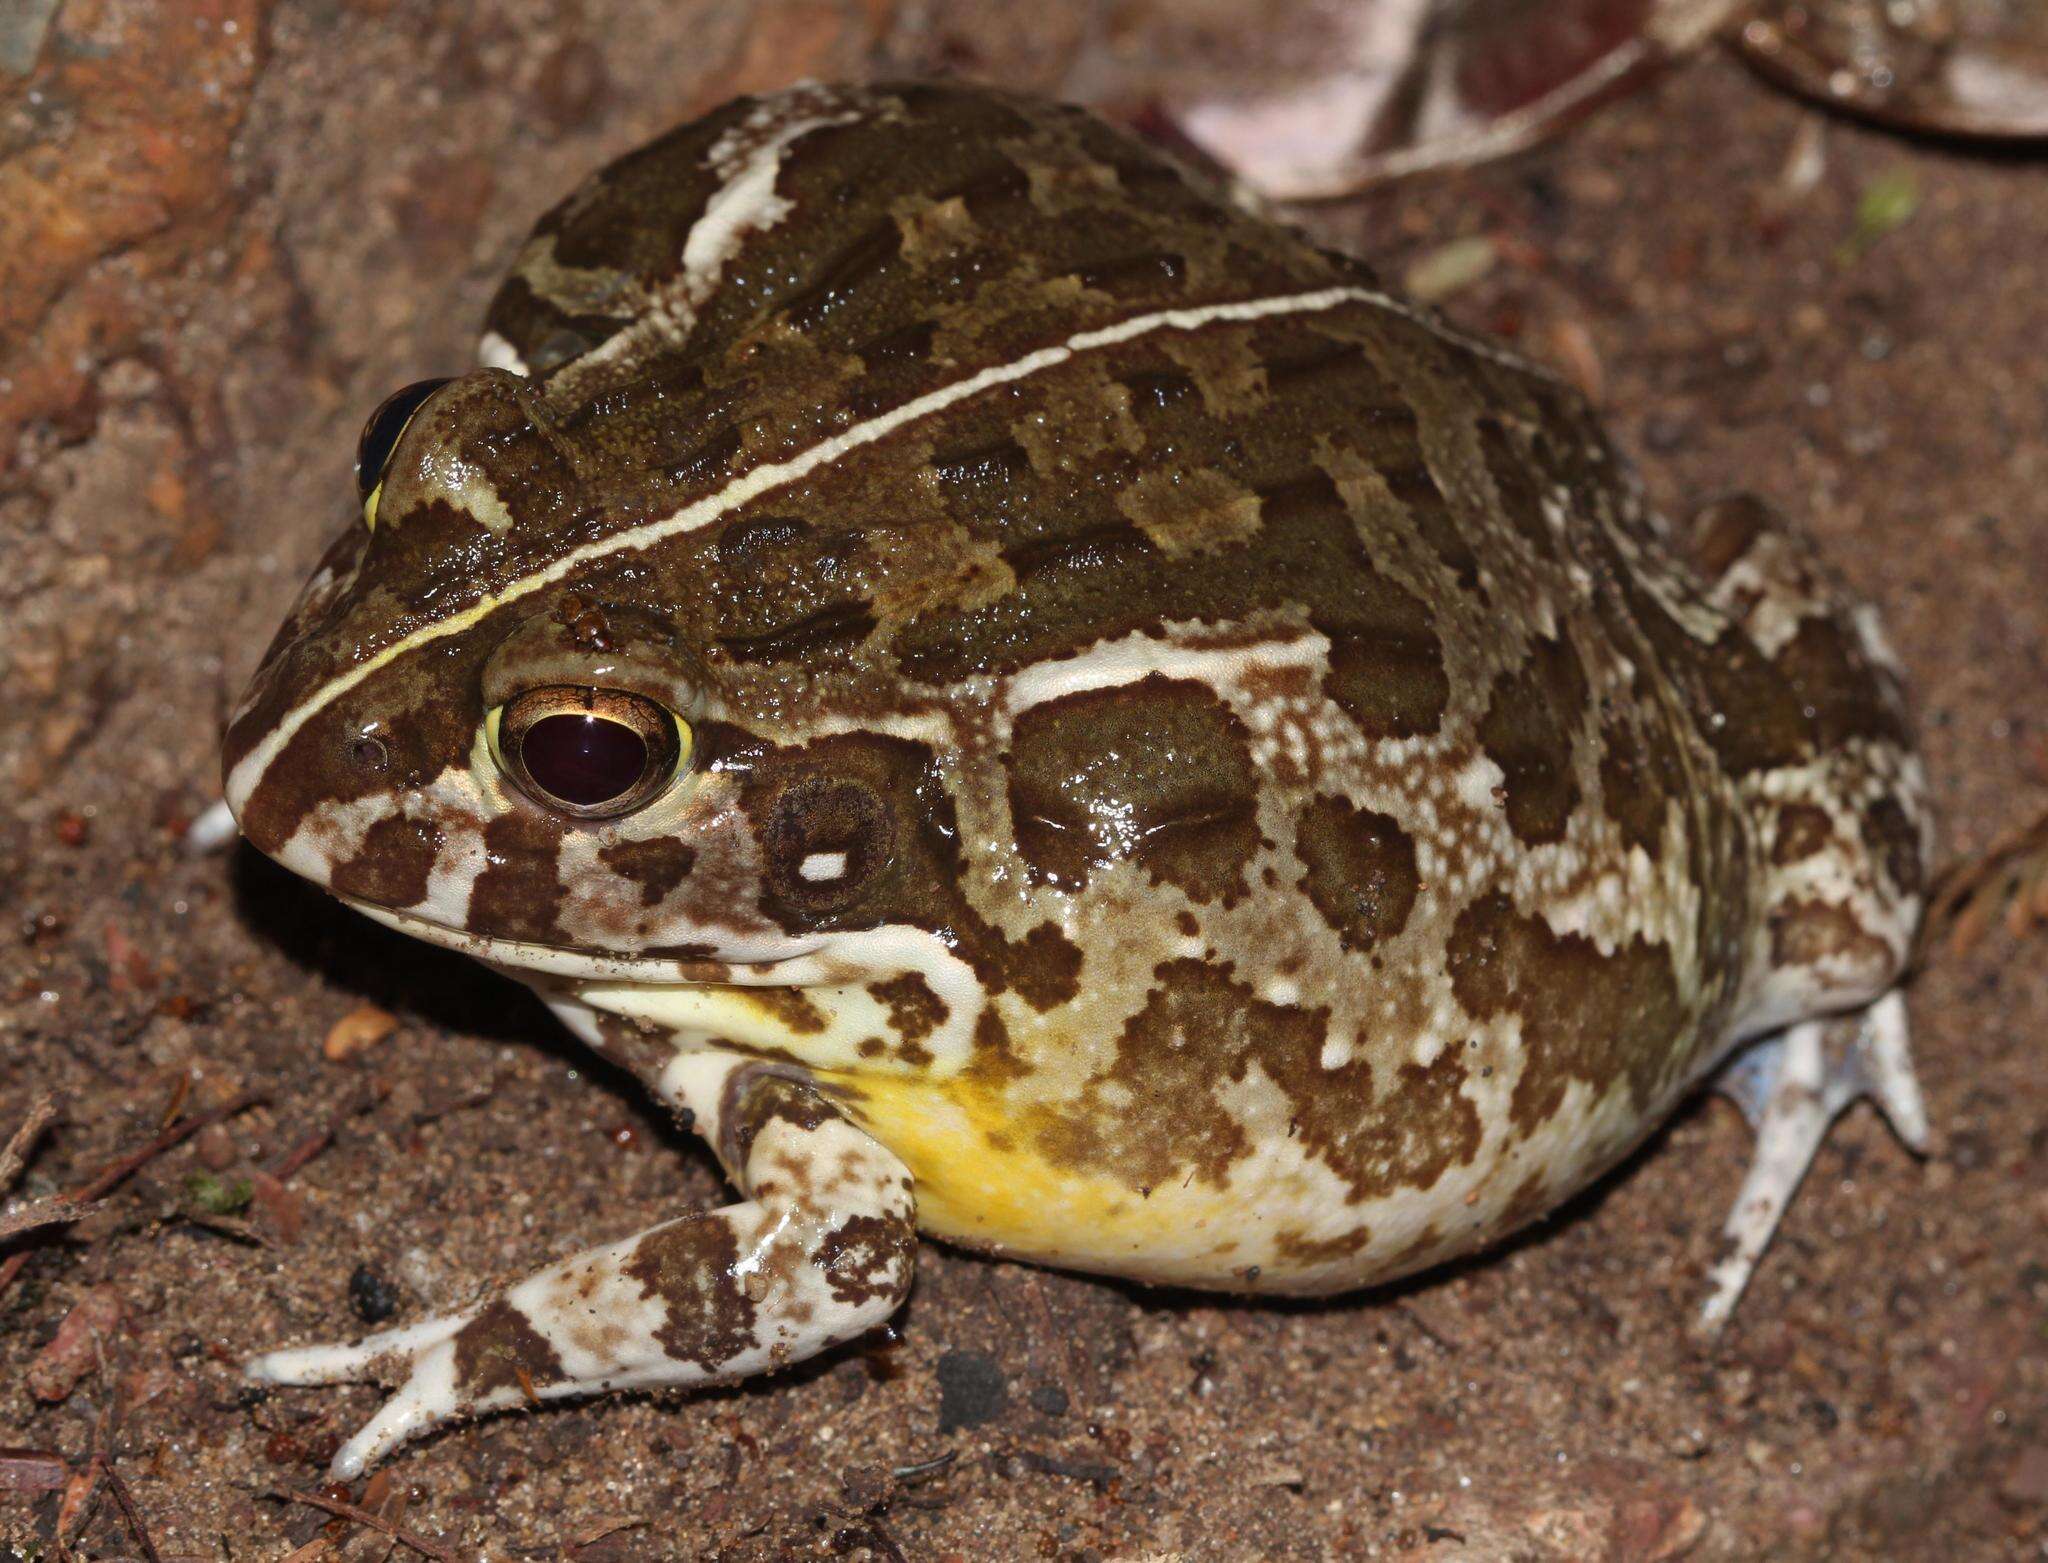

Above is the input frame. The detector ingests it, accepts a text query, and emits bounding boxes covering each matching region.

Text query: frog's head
[222,371,951,987]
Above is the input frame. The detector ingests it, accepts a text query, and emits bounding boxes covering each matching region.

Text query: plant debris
[270,1486,463,1563]
[185,1171,255,1216]
[0,1089,263,1299]
[0,1093,59,1195]
[27,1284,123,1403]
[0,1448,71,1493]
[324,1002,400,1062]
[1403,235,1500,303]
[1924,808,2048,960]
[1838,168,1921,263]
[104,1457,166,1563]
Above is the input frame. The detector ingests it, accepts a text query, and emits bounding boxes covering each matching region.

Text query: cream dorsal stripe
[229,283,1536,806]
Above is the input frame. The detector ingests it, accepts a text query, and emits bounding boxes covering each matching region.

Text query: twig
[103,1460,164,1563]
[0,1448,70,1492]
[890,1449,958,1484]
[269,1081,385,1184]
[267,1127,336,1184]
[270,1489,461,1563]
[176,1210,273,1248]
[156,1074,192,1134]
[0,1198,101,1243]
[1,1094,59,1196]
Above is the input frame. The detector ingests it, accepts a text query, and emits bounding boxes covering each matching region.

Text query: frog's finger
[245,1311,473,1387]
[327,1340,473,1480]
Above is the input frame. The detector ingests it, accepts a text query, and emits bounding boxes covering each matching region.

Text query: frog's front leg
[247,1055,916,1478]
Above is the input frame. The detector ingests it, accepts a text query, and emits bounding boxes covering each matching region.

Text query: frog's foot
[247,1061,916,1478]
[1697,989,1928,1337]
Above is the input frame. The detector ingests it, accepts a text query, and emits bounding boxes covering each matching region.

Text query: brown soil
[2,4,2043,1558]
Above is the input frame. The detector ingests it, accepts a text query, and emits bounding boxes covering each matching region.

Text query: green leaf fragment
[1840,170,1921,262]
[184,1172,253,1215]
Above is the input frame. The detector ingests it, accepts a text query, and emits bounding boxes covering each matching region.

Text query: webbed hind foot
[1696,989,1928,1337]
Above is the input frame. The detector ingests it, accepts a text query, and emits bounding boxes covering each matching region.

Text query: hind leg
[1698,989,1928,1336]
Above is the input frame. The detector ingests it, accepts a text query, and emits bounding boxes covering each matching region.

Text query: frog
[222,80,1931,1479]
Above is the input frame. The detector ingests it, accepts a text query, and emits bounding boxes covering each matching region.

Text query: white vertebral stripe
[230,283,1531,807]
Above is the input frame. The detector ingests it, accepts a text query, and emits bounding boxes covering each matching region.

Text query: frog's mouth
[342,896,831,987]
[344,894,989,1073]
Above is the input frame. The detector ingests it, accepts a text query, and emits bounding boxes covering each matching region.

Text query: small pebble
[349,1264,402,1324]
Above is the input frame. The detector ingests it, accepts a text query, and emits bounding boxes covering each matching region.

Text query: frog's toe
[1698,989,1928,1336]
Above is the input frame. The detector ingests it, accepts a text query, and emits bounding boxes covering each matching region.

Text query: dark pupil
[520,714,648,806]
[355,377,454,499]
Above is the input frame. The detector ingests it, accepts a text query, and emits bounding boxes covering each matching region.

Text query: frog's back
[283,82,1925,1292]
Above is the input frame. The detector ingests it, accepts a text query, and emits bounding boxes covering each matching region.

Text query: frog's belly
[819,1061,1666,1296]
[569,979,1690,1296]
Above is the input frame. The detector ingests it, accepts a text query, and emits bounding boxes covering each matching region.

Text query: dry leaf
[324,1003,398,1062]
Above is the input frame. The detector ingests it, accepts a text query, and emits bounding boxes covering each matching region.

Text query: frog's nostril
[350,735,390,773]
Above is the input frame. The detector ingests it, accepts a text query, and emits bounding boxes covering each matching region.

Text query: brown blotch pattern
[1774,615,1913,754]
[814,1213,916,1308]
[1769,899,1897,980]
[452,1297,567,1399]
[1321,621,1452,742]
[1596,696,1684,861]
[748,986,830,1037]
[1861,793,1925,898]
[722,1069,840,1166]
[1273,1226,1373,1266]
[1294,794,1420,954]
[1033,959,1481,1203]
[1475,415,1561,565]
[331,813,443,908]
[1477,634,1589,848]
[1771,802,1836,866]
[1446,893,1687,1135]
[1691,493,1773,578]
[1006,675,1262,904]
[1003,921,1085,1011]
[468,810,570,943]
[621,1217,760,1370]
[597,835,697,906]
[867,972,948,1043]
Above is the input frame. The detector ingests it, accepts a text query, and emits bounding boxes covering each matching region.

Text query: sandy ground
[2,2,2045,1557]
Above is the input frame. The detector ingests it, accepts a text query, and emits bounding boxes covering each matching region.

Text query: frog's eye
[355,377,454,520]
[491,687,688,819]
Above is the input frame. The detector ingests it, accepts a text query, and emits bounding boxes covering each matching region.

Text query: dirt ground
[3,2,2045,1558]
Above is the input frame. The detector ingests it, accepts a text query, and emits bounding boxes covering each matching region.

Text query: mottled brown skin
[226,82,1928,1317]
